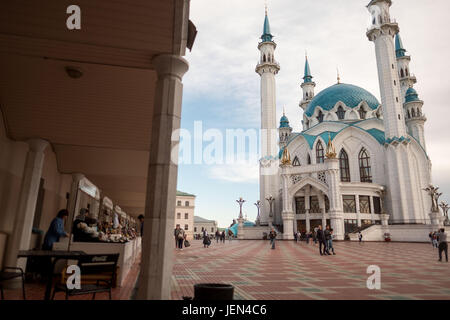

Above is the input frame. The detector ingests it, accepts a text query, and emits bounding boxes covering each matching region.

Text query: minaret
[404,87,426,150]
[300,55,316,111]
[395,33,417,103]
[256,7,280,227]
[279,110,292,149]
[366,0,423,224]
[366,0,406,139]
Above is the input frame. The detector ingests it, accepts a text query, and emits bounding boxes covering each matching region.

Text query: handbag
[184,240,191,247]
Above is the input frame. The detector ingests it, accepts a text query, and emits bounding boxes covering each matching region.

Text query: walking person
[215,230,220,243]
[203,229,211,248]
[438,228,448,262]
[317,225,327,256]
[174,225,185,250]
[294,231,298,243]
[432,232,439,248]
[429,232,434,247]
[313,226,318,245]
[269,228,277,249]
[306,231,310,244]
[228,229,233,243]
[326,226,336,255]
[221,231,226,243]
[358,231,363,244]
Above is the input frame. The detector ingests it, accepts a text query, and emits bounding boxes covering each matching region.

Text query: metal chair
[0,267,26,300]
[51,253,119,300]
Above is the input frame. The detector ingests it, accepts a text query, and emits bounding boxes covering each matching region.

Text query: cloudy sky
[177,0,450,227]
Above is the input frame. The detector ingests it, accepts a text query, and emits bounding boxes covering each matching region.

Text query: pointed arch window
[317,111,324,123]
[339,149,351,182]
[336,106,346,120]
[358,107,367,119]
[307,154,311,165]
[359,148,372,183]
[316,141,324,164]
[292,156,301,167]
[400,69,404,78]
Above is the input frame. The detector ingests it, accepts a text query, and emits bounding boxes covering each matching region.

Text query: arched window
[316,141,324,164]
[307,154,311,165]
[292,156,300,167]
[407,109,411,119]
[400,69,404,78]
[317,111,324,123]
[405,68,409,76]
[306,92,309,98]
[336,106,346,120]
[339,149,351,182]
[359,107,367,119]
[359,148,372,183]
[263,55,266,62]
[411,108,416,117]
[417,108,421,116]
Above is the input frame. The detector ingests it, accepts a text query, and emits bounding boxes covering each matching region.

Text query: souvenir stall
[53,183,141,286]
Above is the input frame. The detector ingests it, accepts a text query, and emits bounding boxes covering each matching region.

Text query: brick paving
[170,239,450,300]
[2,240,449,300]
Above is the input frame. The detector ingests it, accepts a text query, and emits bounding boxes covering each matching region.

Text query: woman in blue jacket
[42,209,69,250]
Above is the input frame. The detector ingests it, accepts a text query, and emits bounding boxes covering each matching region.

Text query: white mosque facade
[252,0,446,241]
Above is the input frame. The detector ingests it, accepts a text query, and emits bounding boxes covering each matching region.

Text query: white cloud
[208,162,259,183]
[184,0,450,206]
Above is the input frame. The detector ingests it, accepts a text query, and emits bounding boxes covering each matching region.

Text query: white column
[325,158,345,240]
[305,186,311,232]
[137,54,188,300]
[237,217,245,240]
[5,139,49,268]
[281,172,294,240]
[355,195,361,227]
[370,196,375,223]
[319,193,326,227]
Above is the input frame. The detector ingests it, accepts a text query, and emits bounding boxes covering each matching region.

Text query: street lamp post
[440,201,449,225]
[266,195,275,229]
[236,197,245,220]
[254,201,262,226]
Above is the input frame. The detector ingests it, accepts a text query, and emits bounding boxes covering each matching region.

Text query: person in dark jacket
[317,225,327,256]
[138,214,144,237]
[72,208,100,242]
[269,228,277,249]
[325,225,335,255]
[42,209,69,250]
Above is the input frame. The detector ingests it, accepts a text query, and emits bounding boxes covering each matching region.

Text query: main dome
[305,83,380,117]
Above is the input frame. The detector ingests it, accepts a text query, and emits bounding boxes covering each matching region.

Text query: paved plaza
[171,239,450,300]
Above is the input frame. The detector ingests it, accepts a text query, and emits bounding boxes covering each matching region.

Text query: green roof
[176,190,196,197]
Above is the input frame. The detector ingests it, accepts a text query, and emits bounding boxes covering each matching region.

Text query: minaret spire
[300,54,316,118]
[336,67,341,84]
[395,33,406,58]
[261,2,273,43]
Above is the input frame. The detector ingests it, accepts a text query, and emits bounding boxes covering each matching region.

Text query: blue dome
[305,83,380,117]
[279,114,290,128]
[405,87,420,103]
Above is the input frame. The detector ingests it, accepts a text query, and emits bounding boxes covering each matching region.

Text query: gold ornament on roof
[325,133,337,159]
[281,146,292,165]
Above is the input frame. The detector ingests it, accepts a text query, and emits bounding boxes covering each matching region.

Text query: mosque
[247,0,445,241]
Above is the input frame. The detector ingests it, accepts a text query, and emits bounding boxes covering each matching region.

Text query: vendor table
[17,250,86,300]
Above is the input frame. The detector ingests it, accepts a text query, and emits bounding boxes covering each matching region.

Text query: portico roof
[0,0,192,216]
